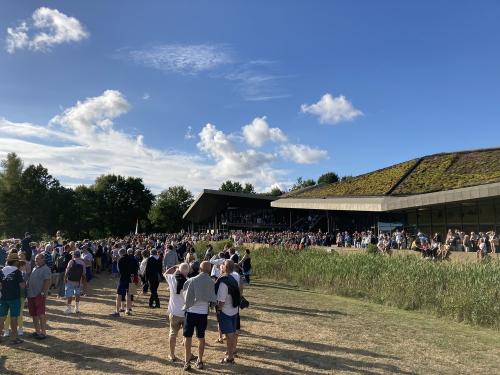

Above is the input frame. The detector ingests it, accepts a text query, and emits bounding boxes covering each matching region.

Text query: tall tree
[290,177,316,191]
[269,186,283,196]
[93,175,154,236]
[242,183,255,194]
[0,153,24,237]
[148,186,194,232]
[219,180,243,192]
[318,172,340,185]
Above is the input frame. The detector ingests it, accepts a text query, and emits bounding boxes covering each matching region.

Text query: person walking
[145,249,162,308]
[111,248,133,316]
[182,261,217,371]
[64,250,86,314]
[26,254,51,339]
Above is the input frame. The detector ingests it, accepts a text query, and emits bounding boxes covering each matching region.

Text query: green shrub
[253,248,500,328]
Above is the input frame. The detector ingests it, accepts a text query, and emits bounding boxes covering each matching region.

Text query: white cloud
[242,116,287,147]
[197,123,278,183]
[184,126,195,140]
[301,93,362,125]
[0,91,327,193]
[5,7,88,53]
[279,143,328,164]
[129,44,232,75]
[0,91,217,193]
[142,93,150,100]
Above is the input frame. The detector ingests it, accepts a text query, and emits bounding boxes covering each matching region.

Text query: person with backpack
[56,245,72,298]
[215,259,241,365]
[64,250,86,314]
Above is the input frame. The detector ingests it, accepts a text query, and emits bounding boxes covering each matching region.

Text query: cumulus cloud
[197,123,279,183]
[129,44,232,75]
[0,91,327,192]
[5,7,88,53]
[0,90,216,192]
[279,143,328,164]
[301,93,362,125]
[242,116,287,147]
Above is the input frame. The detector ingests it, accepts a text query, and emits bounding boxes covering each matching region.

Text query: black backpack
[66,261,84,282]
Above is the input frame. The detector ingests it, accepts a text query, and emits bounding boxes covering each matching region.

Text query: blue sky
[0,1,499,193]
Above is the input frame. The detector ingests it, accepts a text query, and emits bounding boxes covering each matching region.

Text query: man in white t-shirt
[215,260,241,364]
[164,262,189,362]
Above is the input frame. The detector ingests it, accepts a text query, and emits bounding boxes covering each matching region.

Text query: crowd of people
[0,231,252,370]
[0,226,498,368]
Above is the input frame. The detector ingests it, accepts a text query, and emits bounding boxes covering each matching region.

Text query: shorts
[117,280,129,296]
[218,311,238,334]
[128,282,138,296]
[183,312,208,339]
[0,299,21,317]
[169,313,184,336]
[65,284,82,298]
[28,295,46,316]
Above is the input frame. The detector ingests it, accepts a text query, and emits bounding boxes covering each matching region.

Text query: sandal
[9,338,23,345]
[215,338,224,343]
[220,356,235,364]
[196,361,204,369]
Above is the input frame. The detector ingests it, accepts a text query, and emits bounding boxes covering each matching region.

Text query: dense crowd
[0,231,251,370]
[0,226,497,367]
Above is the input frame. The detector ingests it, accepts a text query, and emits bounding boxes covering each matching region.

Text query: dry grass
[1,275,499,374]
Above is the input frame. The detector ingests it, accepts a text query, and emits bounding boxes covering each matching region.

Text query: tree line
[0,153,194,239]
[0,153,346,240]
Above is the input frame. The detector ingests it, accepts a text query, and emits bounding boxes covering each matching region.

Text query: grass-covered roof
[285,148,500,198]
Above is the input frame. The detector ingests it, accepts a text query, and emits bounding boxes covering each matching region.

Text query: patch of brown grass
[1,275,499,374]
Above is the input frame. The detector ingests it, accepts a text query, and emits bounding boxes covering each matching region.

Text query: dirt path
[1,274,499,374]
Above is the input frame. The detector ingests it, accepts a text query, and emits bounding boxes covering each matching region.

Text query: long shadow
[16,334,168,375]
[240,342,415,375]
[250,280,318,294]
[46,310,112,328]
[252,303,345,318]
[244,332,400,360]
[0,356,23,375]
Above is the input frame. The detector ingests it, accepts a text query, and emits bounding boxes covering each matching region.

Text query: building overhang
[271,182,500,212]
[183,189,277,223]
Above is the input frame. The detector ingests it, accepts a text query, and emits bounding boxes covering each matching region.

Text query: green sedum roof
[285,148,500,198]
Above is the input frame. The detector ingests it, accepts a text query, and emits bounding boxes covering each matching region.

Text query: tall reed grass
[252,248,500,328]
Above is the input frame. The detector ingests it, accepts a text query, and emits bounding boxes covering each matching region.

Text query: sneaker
[126,310,132,316]
[110,312,120,317]
[75,307,80,314]
[65,306,73,314]
[17,328,24,336]
[3,329,10,337]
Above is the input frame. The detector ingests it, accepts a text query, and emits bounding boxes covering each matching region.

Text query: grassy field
[1,274,499,374]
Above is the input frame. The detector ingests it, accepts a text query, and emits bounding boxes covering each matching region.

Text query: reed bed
[252,247,500,328]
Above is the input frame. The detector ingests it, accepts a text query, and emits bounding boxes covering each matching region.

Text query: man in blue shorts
[0,252,26,345]
[215,260,241,365]
[64,250,85,314]
[182,261,216,371]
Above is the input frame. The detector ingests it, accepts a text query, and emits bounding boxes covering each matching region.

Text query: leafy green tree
[219,180,243,192]
[318,172,339,185]
[0,153,24,237]
[290,177,316,191]
[269,186,283,196]
[148,186,194,232]
[93,175,154,236]
[242,183,255,194]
